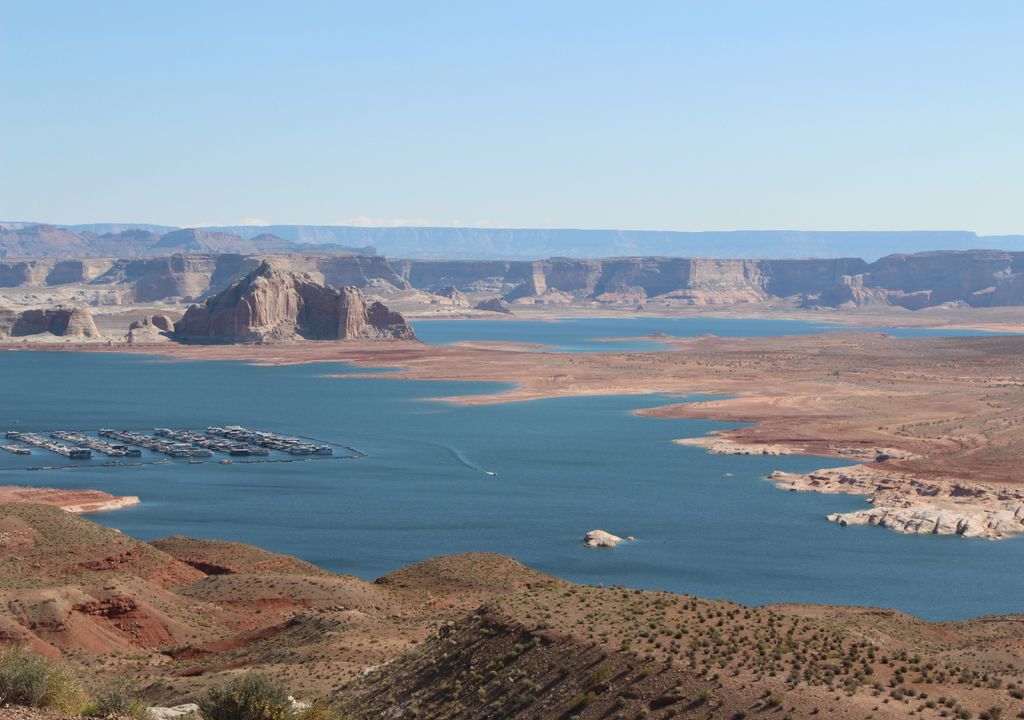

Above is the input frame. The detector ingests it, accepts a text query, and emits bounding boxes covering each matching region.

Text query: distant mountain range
[3,222,1024,260]
[0,224,371,259]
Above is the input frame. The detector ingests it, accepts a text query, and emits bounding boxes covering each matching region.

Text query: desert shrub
[0,645,88,714]
[85,678,148,719]
[295,699,342,720]
[199,674,293,720]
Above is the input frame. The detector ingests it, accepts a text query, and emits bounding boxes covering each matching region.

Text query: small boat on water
[485,470,497,476]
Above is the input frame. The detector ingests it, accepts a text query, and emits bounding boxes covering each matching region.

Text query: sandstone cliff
[0,306,102,339]
[810,250,1024,308]
[4,250,1024,310]
[172,261,415,343]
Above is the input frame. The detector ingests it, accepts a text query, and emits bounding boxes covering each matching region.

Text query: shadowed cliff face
[0,307,101,339]
[172,261,415,343]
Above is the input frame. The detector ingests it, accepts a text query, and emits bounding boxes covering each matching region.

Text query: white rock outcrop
[828,503,1024,540]
[147,704,199,719]
[584,529,626,547]
[769,464,1024,540]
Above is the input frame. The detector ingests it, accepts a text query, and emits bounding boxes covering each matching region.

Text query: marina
[2,424,346,465]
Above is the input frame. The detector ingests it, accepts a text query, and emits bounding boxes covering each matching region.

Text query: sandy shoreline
[0,486,140,514]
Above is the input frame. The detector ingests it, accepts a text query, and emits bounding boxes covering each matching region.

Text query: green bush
[0,645,89,714]
[85,678,148,720]
[199,674,294,720]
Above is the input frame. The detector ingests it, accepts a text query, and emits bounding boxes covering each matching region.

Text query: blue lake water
[410,316,1009,352]
[1,347,1022,622]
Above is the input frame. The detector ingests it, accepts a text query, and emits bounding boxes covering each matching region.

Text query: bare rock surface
[474,297,513,314]
[770,465,1024,540]
[0,306,101,339]
[583,529,627,547]
[146,703,199,719]
[172,261,415,343]
[432,285,470,306]
[126,313,175,344]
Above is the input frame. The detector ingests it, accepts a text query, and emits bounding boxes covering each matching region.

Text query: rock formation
[474,297,513,314]
[769,465,1024,540]
[4,248,1024,310]
[172,261,415,343]
[583,529,627,547]
[126,314,175,344]
[433,285,470,307]
[0,306,101,339]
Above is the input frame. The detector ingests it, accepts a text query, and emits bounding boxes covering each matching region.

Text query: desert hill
[0,503,1022,718]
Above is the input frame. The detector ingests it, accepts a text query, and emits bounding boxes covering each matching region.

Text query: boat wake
[429,441,496,476]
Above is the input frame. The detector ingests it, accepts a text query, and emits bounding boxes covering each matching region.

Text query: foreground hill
[0,503,1021,718]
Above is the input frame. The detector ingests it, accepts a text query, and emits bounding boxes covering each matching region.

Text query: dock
[205,426,333,456]
[1,444,31,455]
[98,429,214,458]
[51,431,142,457]
[5,431,92,459]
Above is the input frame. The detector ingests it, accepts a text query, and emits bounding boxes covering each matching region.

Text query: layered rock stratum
[5,249,1024,310]
[172,260,415,343]
[0,306,101,339]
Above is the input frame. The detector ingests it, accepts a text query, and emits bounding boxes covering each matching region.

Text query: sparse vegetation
[199,674,294,720]
[84,678,149,719]
[0,645,88,714]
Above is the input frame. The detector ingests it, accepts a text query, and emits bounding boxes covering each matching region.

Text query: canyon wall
[3,251,1024,309]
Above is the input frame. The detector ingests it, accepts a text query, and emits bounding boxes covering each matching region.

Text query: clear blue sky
[1,1,1021,233]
